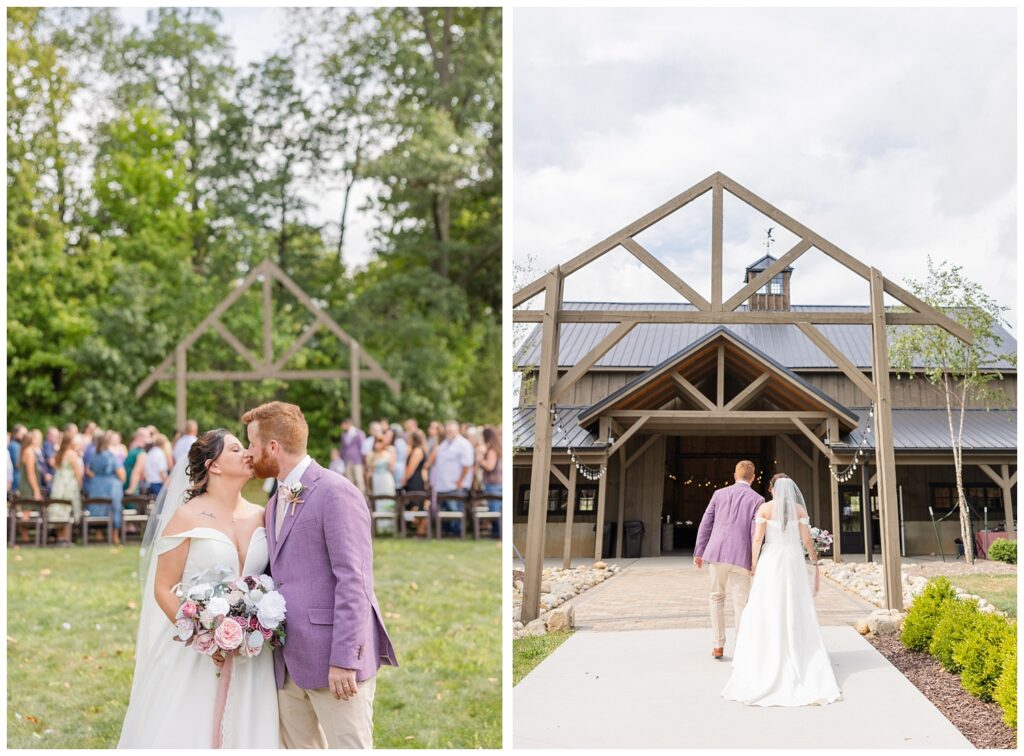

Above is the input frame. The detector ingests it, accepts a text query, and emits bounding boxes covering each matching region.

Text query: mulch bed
[868,633,1016,749]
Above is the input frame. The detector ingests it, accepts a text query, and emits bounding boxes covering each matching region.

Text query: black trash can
[624,520,645,558]
[594,522,616,558]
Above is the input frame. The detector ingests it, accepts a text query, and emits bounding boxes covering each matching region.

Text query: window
[929,483,1002,517]
[517,483,600,518]
[758,275,784,296]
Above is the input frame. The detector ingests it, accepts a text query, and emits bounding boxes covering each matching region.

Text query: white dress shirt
[276,454,313,535]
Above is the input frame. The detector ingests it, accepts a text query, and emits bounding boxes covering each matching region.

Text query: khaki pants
[345,464,366,494]
[278,671,376,749]
[708,562,751,649]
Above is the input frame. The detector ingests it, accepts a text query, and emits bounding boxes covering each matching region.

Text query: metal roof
[836,408,1017,452]
[746,254,793,273]
[513,406,602,450]
[513,406,1017,453]
[579,326,859,427]
[514,303,1017,371]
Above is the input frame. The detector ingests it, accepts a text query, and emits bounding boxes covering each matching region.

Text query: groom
[242,401,398,748]
[693,460,765,660]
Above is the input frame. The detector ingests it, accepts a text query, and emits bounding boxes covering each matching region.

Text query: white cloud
[513,7,1017,330]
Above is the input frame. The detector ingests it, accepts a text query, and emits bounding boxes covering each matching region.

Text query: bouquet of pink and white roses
[172,567,287,661]
[809,527,833,554]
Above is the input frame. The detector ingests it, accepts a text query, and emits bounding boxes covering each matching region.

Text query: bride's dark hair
[184,429,230,502]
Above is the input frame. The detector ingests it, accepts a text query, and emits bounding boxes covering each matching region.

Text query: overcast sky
[115,7,379,268]
[513,8,1017,333]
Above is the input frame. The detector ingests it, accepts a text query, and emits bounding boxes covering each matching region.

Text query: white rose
[256,591,287,629]
[175,618,194,641]
[198,609,215,629]
[206,596,230,618]
[258,575,275,591]
[188,583,212,600]
[247,631,265,651]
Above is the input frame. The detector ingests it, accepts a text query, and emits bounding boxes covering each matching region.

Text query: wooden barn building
[512,172,1016,622]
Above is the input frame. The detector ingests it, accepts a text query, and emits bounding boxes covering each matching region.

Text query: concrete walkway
[567,556,875,631]
[513,626,972,749]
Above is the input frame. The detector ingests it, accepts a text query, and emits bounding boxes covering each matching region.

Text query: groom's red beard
[251,448,280,480]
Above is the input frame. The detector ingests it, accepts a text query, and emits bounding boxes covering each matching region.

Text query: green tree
[890,258,1017,564]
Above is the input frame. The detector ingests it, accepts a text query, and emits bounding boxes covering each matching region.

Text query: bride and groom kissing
[693,461,841,707]
[119,401,398,749]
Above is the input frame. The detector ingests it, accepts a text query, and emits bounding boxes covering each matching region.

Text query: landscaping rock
[523,618,547,637]
[545,605,575,632]
[866,608,906,635]
[855,619,870,635]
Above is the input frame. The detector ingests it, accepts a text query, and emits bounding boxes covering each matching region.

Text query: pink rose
[193,631,217,656]
[214,617,244,651]
[180,600,198,619]
[249,616,260,630]
[260,625,273,640]
[240,631,264,657]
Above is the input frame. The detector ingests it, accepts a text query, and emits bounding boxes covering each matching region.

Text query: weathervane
[764,226,775,256]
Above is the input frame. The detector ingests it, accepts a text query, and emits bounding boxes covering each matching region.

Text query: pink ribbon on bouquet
[211,654,234,749]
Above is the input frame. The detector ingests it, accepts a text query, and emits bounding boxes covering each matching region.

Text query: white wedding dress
[721,478,841,707]
[118,463,279,748]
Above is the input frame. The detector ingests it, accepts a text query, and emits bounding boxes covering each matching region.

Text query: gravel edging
[867,633,1016,749]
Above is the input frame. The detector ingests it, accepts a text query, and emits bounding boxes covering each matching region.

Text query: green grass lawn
[513,631,573,686]
[948,574,1017,617]
[7,538,501,749]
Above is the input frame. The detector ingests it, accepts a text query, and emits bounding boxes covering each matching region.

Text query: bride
[118,430,279,748]
[721,475,841,707]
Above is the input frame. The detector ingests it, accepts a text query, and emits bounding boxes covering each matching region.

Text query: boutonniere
[281,482,305,517]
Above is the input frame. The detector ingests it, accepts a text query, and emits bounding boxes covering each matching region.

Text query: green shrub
[987,538,1017,564]
[953,611,1013,701]
[930,597,982,672]
[901,577,959,651]
[993,623,1017,729]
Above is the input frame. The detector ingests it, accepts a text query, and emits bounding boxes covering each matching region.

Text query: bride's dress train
[118,462,279,748]
[721,480,841,707]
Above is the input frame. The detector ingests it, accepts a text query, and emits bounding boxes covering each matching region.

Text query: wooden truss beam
[514,309,954,326]
[724,371,771,411]
[606,415,650,458]
[552,321,637,402]
[723,239,813,312]
[620,238,711,310]
[512,173,716,308]
[716,345,726,406]
[671,373,716,411]
[790,417,831,458]
[711,179,724,310]
[796,322,876,400]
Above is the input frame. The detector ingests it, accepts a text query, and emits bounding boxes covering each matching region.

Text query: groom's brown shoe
[712,647,724,659]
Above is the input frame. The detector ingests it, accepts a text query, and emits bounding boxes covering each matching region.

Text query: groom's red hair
[241,401,308,454]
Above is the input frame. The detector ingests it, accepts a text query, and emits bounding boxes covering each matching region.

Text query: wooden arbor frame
[136,259,399,429]
[513,171,974,624]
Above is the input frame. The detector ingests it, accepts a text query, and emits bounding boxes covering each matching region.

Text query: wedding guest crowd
[7,420,199,545]
[335,417,503,538]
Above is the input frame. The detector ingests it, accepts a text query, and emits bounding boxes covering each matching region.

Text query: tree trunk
[431,192,450,278]
[944,373,974,563]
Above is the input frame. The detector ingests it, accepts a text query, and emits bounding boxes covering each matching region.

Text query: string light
[550,405,607,480]
[827,403,875,484]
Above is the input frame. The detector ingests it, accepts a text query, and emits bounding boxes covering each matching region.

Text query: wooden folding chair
[122,494,154,543]
[10,498,46,547]
[470,491,503,540]
[434,490,471,540]
[366,494,400,537]
[81,497,115,545]
[399,491,432,539]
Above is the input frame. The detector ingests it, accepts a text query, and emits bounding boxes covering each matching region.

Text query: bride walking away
[722,475,842,707]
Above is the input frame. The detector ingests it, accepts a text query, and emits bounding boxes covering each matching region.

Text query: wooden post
[522,268,562,625]
[716,344,725,407]
[262,273,273,364]
[811,446,821,526]
[594,456,608,560]
[827,417,842,563]
[175,345,187,433]
[711,180,723,310]
[871,268,902,610]
[1000,464,1015,534]
[350,344,361,429]
[562,464,577,569]
[616,447,627,559]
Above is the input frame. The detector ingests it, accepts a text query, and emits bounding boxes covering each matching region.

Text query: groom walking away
[243,402,398,748]
[693,460,765,660]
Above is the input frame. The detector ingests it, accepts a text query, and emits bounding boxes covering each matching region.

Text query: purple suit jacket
[693,481,765,571]
[266,460,398,690]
